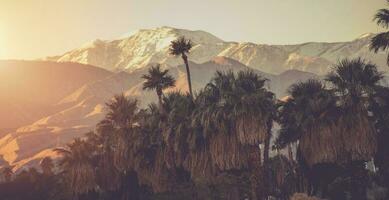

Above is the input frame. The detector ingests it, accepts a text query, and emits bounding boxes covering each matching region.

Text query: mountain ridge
[46,27,387,75]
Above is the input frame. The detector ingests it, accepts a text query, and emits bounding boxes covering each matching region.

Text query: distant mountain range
[47,27,388,75]
[0,26,387,171]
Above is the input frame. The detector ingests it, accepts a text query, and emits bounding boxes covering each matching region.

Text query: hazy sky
[0,0,387,59]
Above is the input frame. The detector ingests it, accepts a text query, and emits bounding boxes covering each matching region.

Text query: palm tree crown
[142,64,176,107]
[169,37,193,56]
[325,58,383,108]
[105,94,140,129]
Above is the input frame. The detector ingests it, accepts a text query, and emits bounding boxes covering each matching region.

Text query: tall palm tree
[105,93,194,194]
[104,94,141,172]
[190,70,275,199]
[371,0,389,65]
[370,86,389,186]
[55,138,97,199]
[101,94,142,199]
[325,58,381,163]
[276,79,339,195]
[142,64,176,109]
[40,157,54,176]
[169,37,194,98]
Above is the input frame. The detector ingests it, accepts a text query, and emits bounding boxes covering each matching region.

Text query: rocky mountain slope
[0,60,112,130]
[48,27,388,75]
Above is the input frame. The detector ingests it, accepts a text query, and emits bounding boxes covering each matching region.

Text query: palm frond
[370,31,389,53]
[374,8,389,28]
[169,37,193,56]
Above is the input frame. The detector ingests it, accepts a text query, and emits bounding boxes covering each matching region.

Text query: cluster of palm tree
[276,58,387,198]
[54,27,389,199]
[53,67,278,199]
[50,52,389,200]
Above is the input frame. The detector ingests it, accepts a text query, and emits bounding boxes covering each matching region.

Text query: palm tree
[169,37,194,98]
[276,79,338,155]
[104,94,141,172]
[371,0,389,65]
[100,94,143,199]
[40,157,54,176]
[55,138,97,199]
[102,93,194,194]
[142,64,176,109]
[276,79,339,195]
[325,58,381,163]
[370,86,389,187]
[190,70,275,199]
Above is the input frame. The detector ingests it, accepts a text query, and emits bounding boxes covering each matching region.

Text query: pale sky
[0,0,387,59]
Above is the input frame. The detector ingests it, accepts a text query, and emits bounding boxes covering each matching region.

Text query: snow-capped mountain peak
[49,27,387,75]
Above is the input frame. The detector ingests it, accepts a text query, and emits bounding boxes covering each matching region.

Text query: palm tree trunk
[249,145,262,200]
[264,118,273,164]
[181,53,193,99]
[157,89,164,113]
[288,144,294,161]
[262,119,272,199]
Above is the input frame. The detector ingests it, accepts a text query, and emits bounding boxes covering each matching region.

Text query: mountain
[0,60,112,130]
[48,27,388,75]
[0,58,316,171]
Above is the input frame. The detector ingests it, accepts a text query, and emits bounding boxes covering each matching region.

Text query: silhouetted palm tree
[371,0,389,65]
[104,94,141,172]
[276,79,338,195]
[191,70,275,199]
[55,138,97,199]
[370,86,389,187]
[100,94,142,199]
[325,58,381,163]
[142,64,176,109]
[169,37,194,98]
